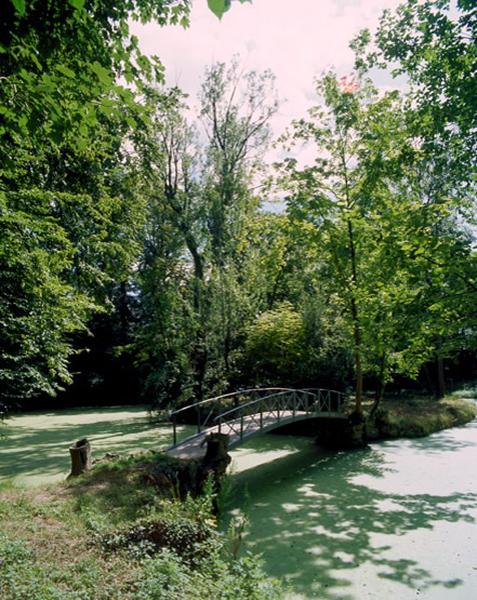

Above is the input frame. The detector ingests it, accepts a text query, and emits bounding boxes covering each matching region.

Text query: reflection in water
[227,421,477,599]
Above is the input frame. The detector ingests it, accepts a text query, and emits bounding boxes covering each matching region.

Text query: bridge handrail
[169,387,303,419]
[213,389,315,422]
[303,387,347,398]
[169,387,348,448]
[170,387,306,446]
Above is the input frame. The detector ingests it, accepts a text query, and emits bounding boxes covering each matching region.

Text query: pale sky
[131,0,404,168]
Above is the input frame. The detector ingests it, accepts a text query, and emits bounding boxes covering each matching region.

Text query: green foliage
[0,0,188,407]
[99,512,219,564]
[353,0,476,188]
[133,549,281,600]
[282,68,477,409]
[0,191,93,400]
[207,0,251,19]
[368,396,477,439]
[3,0,476,413]
[0,184,146,405]
[135,61,277,405]
[353,0,477,395]
[243,301,352,386]
[8,0,248,22]
[244,303,306,381]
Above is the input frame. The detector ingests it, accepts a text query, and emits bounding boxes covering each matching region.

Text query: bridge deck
[166,409,346,460]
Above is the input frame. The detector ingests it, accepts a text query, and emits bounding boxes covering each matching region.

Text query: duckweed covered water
[0,406,194,487]
[228,420,477,599]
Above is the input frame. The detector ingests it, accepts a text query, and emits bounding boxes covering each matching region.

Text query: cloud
[131,0,403,162]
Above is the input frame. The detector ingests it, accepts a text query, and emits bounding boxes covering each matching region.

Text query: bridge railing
[214,389,315,441]
[169,387,348,448]
[213,388,347,442]
[169,387,303,446]
[304,388,347,414]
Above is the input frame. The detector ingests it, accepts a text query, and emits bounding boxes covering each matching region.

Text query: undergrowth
[0,457,282,600]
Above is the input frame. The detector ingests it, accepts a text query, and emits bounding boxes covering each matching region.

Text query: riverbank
[366,394,477,441]
[0,406,196,487]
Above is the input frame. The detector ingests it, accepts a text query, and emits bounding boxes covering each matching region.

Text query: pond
[0,406,193,487]
[227,418,477,599]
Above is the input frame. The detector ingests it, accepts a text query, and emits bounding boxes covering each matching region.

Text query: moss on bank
[0,453,282,600]
[366,396,476,441]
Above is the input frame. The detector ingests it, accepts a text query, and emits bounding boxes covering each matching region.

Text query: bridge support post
[200,433,231,510]
[197,405,201,433]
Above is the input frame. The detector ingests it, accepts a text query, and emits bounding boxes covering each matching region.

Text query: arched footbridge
[166,387,348,460]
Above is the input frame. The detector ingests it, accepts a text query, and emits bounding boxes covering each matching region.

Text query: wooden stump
[68,438,92,477]
[199,433,231,498]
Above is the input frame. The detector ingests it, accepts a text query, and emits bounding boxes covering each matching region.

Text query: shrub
[244,302,307,382]
[99,514,219,565]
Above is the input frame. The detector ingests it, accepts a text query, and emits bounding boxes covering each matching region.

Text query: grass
[0,475,147,598]
[0,406,282,599]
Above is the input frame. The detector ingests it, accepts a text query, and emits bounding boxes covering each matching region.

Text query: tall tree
[353,0,476,196]
[199,61,277,382]
[0,1,189,409]
[136,62,277,405]
[352,0,477,396]
[282,72,477,414]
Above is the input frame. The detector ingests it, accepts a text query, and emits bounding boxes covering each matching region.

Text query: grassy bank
[0,453,281,600]
[366,393,477,440]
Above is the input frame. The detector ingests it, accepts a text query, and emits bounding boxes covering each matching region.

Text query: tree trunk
[436,356,446,399]
[352,316,363,415]
[192,334,207,403]
[181,227,208,402]
[68,438,92,477]
[346,218,363,415]
[199,433,231,511]
[370,354,386,416]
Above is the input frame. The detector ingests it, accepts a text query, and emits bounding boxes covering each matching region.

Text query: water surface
[0,406,193,487]
[228,420,477,599]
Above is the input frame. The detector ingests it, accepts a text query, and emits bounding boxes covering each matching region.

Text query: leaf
[89,61,112,86]
[207,0,229,19]
[68,0,85,9]
[11,0,26,15]
[56,64,76,78]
